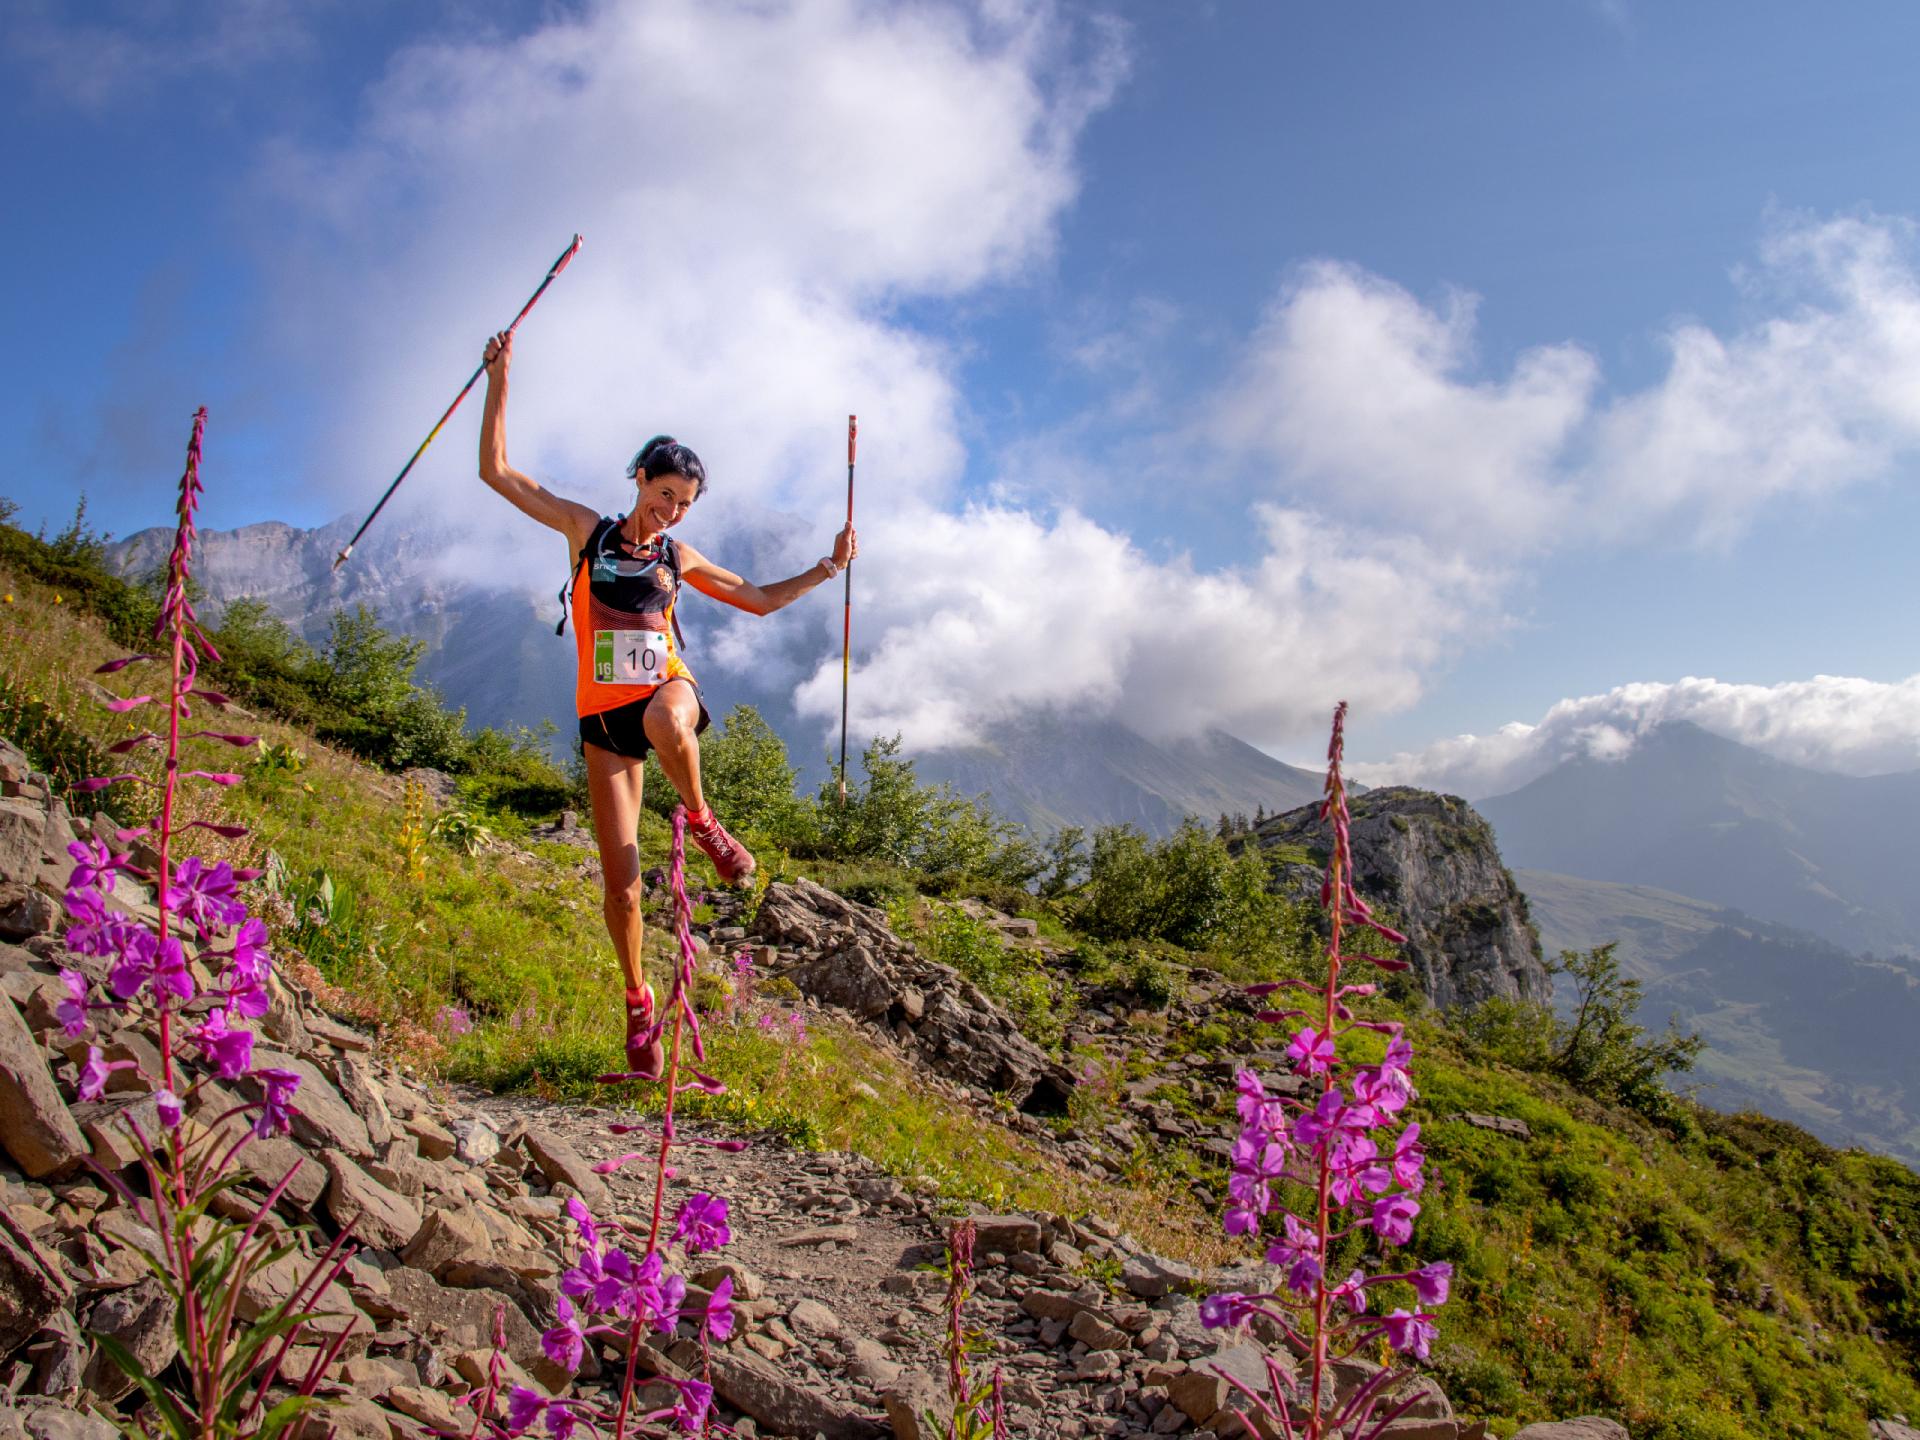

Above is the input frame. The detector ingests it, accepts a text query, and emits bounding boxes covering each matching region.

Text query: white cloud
[1212,261,1597,547]
[790,500,1498,751]
[1584,213,1920,544]
[253,0,1126,564]
[1212,214,1920,553]
[1354,674,1920,798]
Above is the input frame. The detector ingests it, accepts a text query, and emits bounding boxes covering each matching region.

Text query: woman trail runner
[477,329,857,1079]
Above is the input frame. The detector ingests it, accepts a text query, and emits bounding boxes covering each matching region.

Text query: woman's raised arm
[478,330,599,551]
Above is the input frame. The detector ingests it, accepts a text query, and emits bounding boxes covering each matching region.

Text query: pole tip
[332,547,351,571]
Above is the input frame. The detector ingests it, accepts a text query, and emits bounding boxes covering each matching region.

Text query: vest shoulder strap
[554,517,619,636]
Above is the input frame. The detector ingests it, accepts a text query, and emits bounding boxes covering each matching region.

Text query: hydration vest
[560,517,695,719]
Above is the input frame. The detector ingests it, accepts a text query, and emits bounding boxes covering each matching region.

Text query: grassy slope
[5,559,1918,1440]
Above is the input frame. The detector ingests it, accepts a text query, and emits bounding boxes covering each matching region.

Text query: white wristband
[818,556,841,579]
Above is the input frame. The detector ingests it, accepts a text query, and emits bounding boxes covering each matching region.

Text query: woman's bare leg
[641,679,708,813]
[644,678,756,883]
[584,740,647,992]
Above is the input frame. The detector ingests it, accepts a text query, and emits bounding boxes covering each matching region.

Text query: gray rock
[881,1371,947,1440]
[451,1115,500,1165]
[1451,1112,1532,1141]
[0,1405,118,1440]
[1123,1253,1201,1299]
[698,1346,885,1439]
[0,1210,71,1354]
[324,1153,424,1251]
[1068,1309,1130,1352]
[1510,1423,1630,1440]
[965,1214,1043,1254]
[242,1049,373,1158]
[80,1278,176,1403]
[0,993,87,1179]
[517,1125,611,1208]
[0,885,59,942]
[331,1055,395,1149]
[402,1206,495,1276]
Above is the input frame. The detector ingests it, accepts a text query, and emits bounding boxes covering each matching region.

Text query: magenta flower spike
[1201,703,1453,1438]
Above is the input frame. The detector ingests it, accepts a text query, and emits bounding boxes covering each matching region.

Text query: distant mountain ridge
[1480,720,1920,957]
[1519,868,1920,1167]
[111,516,1317,836]
[912,718,1326,836]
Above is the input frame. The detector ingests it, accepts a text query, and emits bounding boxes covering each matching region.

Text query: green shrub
[908,900,1063,1047]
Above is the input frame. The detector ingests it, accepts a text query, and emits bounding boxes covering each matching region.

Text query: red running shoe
[622,983,664,1081]
[687,809,757,887]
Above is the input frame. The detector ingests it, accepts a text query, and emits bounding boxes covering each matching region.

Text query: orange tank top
[571,518,695,719]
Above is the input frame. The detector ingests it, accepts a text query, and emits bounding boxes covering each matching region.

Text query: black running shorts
[578,681,712,760]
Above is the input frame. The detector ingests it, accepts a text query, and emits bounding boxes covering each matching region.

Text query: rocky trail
[1,734,1623,1440]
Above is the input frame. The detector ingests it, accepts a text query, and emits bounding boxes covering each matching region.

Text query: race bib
[594,629,671,685]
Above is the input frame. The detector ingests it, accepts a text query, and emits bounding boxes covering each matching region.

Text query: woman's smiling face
[638,474,700,533]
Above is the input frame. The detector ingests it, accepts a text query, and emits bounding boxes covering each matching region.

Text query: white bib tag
[594,629,671,685]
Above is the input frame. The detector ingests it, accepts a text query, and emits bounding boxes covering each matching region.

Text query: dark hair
[626,434,708,499]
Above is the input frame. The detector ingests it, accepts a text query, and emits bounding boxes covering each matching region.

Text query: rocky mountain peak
[1245,786,1550,1009]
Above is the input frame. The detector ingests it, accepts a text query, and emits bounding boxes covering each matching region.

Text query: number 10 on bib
[594,628,670,685]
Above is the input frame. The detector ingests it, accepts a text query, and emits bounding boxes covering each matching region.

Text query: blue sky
[6,0,1920,791]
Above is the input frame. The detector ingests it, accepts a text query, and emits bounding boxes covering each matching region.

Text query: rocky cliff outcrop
[1244,786,1550,1009]
[751,880,1074,1115]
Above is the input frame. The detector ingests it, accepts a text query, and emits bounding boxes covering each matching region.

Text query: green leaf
[252,1390,331,1440]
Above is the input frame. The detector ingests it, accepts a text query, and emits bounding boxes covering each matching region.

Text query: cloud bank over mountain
[1352,674,1920,799]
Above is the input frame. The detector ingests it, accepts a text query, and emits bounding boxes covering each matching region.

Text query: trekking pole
[334,234,583,570]
[837,415,857,805]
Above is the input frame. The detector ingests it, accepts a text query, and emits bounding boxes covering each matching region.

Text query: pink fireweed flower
[654,1272,688,1335]
[155,1089,183,1130]
[230,917,271,983]
[700,1274,735,1341]
[671,1192,732,1253]
[65,839,119,893]
[195,1008,254,1080]
[1371,1193,1420,1247]
[1266,1213,1324,1295]
[1226,1135,1289,1236]
[1382,1308,1439,1361]
[1285,1026,1338,1077]
[223,973,269,1021]
[1329,1134,1393,1206]
[54,969,90,1040]
[108,933,157,1000]
[251,1067,300,1138]
[166,857,245,935]
[1412,1260,1453,1306]
[1198,1291,1260,1330]
[63,885,111,953]
[506,1386,547,1433]
[77,1045,117,1101]
[1293,1086,1379,1154]
[541,1294,587,1371]
[564,1195,599,1251]
[151,936,194,1005]
[1330,1268,1368,1315]
[434,1004,472,1036]
[670,1379,713,1429]
[559,1246,610,1310]
[1392,1122,1427,1193]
